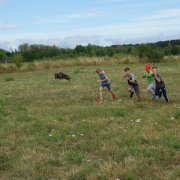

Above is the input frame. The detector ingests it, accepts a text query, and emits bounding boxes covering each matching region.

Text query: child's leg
[128,85,134,93]
[107,83,115,99]
[109,90,114,94]
[155,87,163,99]
[107,83,114,94]
[99,87,104,100]
[161,87,169,102]
[147,83,155,96]
[155,87,160,96]
[137,94,141,101]
[134,86,140,101]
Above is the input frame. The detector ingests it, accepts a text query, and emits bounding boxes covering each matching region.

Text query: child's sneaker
[97,99,103,103]
[152,95,157,99]
[113,93,116,99]
[130,92,134,98]
[159,96,163,100]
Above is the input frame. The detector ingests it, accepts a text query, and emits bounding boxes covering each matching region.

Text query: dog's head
[65,75,71,81]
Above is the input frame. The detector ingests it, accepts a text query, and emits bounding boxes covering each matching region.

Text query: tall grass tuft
[0,55,179,74]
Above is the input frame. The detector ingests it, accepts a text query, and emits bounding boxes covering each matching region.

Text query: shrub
[113,53,126,59]
[13,54,23,68]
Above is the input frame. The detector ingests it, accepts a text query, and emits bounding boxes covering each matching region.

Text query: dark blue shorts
[100,82,111,90]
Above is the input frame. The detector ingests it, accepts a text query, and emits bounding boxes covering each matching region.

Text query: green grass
[0,62,180,180]
[4,77,14,81]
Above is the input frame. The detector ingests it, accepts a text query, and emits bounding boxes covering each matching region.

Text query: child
[152,67,170,103]
[123,67,141,101]
[142,65,157,99]
[96,68,115,103]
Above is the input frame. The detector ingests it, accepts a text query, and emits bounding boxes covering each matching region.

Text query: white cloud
[0,23,18,30]
[14,35,101,49]
[104,32,180,45]
[0,41,16,51]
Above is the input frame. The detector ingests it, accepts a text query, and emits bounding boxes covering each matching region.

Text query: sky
[0,0,180,51]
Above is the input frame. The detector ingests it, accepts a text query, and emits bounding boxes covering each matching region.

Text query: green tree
[0,51,7,62]
[136,44,148,58]
[164,46,171,56]
[74,45,87,55]
[171,46,180,55]
[13,54,23,68]
[18,43,30,53]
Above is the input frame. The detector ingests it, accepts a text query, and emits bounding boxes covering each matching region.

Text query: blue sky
[0,0,180,51]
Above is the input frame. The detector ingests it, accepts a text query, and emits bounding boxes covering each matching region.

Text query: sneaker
[159,97,163,100]
[97,99,103,103]
[130,92,134,98]
[113,93,116,99]
[167,101,170,103]
[153,95,157,99]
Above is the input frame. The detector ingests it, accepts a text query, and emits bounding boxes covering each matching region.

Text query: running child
[123,67,141,101]
[142,65,157,99]
[152,67,170,103]
[96,68,115,103]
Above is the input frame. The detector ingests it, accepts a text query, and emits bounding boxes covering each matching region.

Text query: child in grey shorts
[123,67,141,101]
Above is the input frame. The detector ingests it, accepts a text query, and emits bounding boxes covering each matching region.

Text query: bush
[113,53,126,59]
[13,54,23,68]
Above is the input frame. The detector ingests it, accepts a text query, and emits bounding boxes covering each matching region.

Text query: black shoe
[130,92,134,98]
[167,101,170,103]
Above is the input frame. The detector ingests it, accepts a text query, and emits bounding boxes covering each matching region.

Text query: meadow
[0,62,180,180]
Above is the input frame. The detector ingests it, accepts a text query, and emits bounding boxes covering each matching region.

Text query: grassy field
[0,62,180,180]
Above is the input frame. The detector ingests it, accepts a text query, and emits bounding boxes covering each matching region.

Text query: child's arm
[126,78,135,83]
[97,76,108,82]
[142,71,146,78]
[126,74,135,83]
[154,74,161,83]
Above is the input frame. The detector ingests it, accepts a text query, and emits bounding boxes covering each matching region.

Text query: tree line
[0,39,180,63]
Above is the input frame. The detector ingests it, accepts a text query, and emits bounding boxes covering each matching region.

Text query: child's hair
[96,68,102,73]
[152,67,158,70]
[124,67,130,72]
